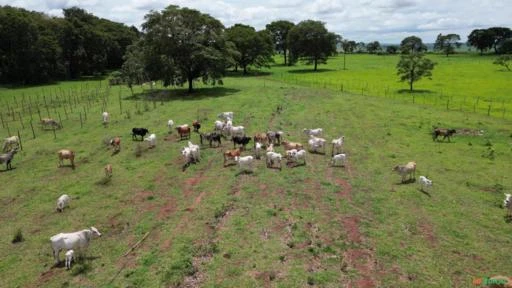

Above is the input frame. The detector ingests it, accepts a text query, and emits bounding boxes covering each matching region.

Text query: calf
[418,175,433,192]
[0,148,18,170]
[167,120,175,133]
[504,194,512,219]
[132,128,149,140]
[57,149,75,168]
[56,194,71,212]
[65,250,74,270]
[432,128,456,142]
[331,153,347,167]
[192,120,201,133]
[144,134,157,148]
[232,135,251,150]
[109,137,121,152]
[235,155,254,172]
[254,142,264,159]
[223,148,241,166]
[104,164,113,178]
[102,112,110,126]
[393,161,416,183]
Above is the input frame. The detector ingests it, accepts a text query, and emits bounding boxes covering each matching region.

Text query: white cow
[218,112,234,121]
[254,142,264,159]
[286,149,307,165]
[331,136,345,156]
[214,120,224,132]
[65,249,74,270]
[229,126,245,138]
[266,151,283,169]
[303,128,323,137]
[308,135,327,154]
[167,120,174,133]
[56,194,71,212]
[235,155,254,172]
[144,134,157,148]
[504,194,512,218]
[102,112,110,126]
[2,136,19,152]
[418,176,433,191]
[331,153,347,167]
[50,227,101,264]
[393,161,416,183]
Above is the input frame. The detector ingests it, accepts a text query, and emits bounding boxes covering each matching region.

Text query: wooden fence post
[18,112,24,129]
[30,121,36,139]
[17,130,22,151]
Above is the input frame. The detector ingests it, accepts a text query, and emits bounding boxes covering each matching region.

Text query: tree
[141,5,236,92]
[286,20,337,71]
[434,33,461,56]
[467,29,494,55]
[488,27,512,54]
[386,45,398,54]
[265,20,294,65]
[366,41,382,54]
[356,42,366,53]
[493,55,512,71]
[400,36,427,54]
[121,42,147,95]
[396,53,436,92]
[226,24,274,74]
[498,38,512,54]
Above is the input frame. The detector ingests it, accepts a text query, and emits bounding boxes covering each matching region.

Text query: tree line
[0,5,139,84]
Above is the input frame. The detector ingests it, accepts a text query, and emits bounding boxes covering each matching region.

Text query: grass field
[264,53,512,119]
[0,56,511,287]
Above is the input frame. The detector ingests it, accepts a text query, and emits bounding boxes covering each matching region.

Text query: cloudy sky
[3,0,510,43]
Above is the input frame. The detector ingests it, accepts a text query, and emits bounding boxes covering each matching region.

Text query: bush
[11,228,24,243]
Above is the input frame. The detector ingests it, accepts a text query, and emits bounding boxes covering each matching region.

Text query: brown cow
[176,125,191,140]
[58,149,75,168]
[223,148,241,166]
[104,164,113,178]
[110,137,121,152]
[282,140,303,151]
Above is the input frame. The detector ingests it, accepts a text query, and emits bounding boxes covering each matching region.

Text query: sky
[2,0,511,43]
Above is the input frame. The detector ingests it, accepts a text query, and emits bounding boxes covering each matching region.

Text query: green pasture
[0,62,511,287]
[264,53,512,119]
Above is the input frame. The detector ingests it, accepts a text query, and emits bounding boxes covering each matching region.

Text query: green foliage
[226,24,274,74]
[265,20,295,65]
[396,53,436,91]
[400,36,427,54]
[468,29,494,55]
[11,228,24,243]
[493,55,512,71]
[386,45,398,54]
[366,41,382,54]
[434,33,461,56]
[141,5,235,92]
[287,20,337,71]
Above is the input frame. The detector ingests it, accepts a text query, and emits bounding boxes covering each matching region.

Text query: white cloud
[0,0,510,43]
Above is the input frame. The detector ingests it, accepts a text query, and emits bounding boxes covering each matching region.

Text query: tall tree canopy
[265,20,295,65]
[226,24,274,74]
[0,6,64,84]
[141,5,235,92]
[434,33,461,56]
[366,41,382,54]
[467,28,512,55]
[287,20,337,71]
[400,36,427,54]
[488,27,512,54]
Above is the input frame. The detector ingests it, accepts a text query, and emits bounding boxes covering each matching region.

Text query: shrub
[11,228,24,244]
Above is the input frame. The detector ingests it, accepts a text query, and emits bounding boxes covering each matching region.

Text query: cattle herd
[1,109,507,271]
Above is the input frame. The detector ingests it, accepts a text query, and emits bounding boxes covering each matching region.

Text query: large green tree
[287,20,337,71]
[396,52,436,92]
[366,41,382,54]
[400,36,427,54]
[226,24,274,74]
[141,5,235,92]
[434,33,461,56]
[0,6,64,84]
[265,20,295,65]
[468,29,495,55]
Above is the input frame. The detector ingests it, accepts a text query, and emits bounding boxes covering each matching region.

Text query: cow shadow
[397,178,416,185]
[286,161,306,168]
[418,188,432,197]
[0,167,16,173]
[235,170,254,176]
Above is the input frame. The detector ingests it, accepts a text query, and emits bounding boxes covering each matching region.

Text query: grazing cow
[102,112,110,126]
[331,153,347,167]
[192,120,201,133]
[58,149,75,168]
[176,125,191,140]
[432,128,456,142]
[104,164,112,178]
[266,143,274,153]
[308,135,327,154]
[144,134,157,148]
[235,155,254,172]
[109,137,121,152]
[232,135,251,150]
[199,132,222,147]
[303,128,323,137]
[282,140,303,151]
[218,112,234,121]
[267,131,283,145]
[0,148,18,170]
[223,148,241,166]
[229,126,245,138]
[418,175,433,192]
[56,194,71,212]
[65,250,74,270]
[393,161,416,183]
[132,128,149,141]
[253,133,269,147]
[266,151,283,170]
[504,194,512,218]
[167,120,175,133]
[331,136,345,156]
[286,149,307,165]
[254,142,264,159]
[41,118,61,129]
[214,120,224,132]
[2,136,20,152]
[50,227,101,264]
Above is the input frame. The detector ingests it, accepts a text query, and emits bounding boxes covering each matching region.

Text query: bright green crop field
[0,55,511,288]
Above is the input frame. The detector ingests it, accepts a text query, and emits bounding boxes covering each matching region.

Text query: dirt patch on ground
[335,178,353,201]
[418,220,437,247]
[342,216,362,243]
[158,199,177,220]
[344,249,377,288]
[32,268,61,288]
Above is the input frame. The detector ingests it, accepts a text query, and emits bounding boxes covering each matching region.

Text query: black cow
[232,136,251,150]
[200,132,222,147]
[432,128,456,142]
[132,128,149,140]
